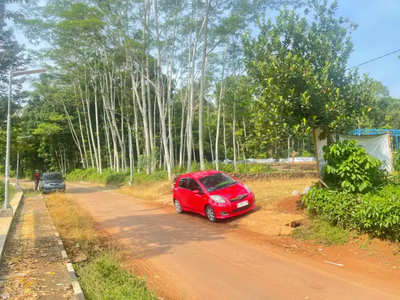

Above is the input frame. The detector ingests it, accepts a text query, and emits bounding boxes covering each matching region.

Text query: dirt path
[68,182,400,300]
[0,197,74,300]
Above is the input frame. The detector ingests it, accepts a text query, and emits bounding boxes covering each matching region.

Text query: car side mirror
[193,189,200,194]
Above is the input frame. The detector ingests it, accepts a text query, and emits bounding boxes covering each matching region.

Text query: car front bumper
[213,196,256,219]
[42,186,66,193]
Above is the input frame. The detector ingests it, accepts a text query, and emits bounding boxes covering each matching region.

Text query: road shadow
[95,208,227,259]
[67,186,113,195]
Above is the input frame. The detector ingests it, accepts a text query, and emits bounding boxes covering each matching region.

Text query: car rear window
[199,173,236,192]
[43,173,63,181]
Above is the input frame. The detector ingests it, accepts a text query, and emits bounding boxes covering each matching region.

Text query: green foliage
[243,1,376,145]
[0,180,14,205]
[292,219,354,245]
[172,162,274,174]
[303,185,400,240]
[303,187,359,227]
[66,168,168,186]
[322,140,384,193]
[77,252,156,300]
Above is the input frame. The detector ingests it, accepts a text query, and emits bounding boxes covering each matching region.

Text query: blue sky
[336,0,400,97]
[9,0,400,97]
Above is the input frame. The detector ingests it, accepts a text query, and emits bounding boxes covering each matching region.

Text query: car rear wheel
[174,199,183,213]
[205,205,216,222]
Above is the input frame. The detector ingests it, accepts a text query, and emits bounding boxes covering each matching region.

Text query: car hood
[209,183,247,200]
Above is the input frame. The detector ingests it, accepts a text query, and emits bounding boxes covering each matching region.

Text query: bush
[66,168,168,187]
[172,162,274,174]
[303,185,400,240]
[303,187,359,227]
[322,140,385,193]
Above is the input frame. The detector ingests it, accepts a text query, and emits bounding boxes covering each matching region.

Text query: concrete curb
[44,196,86,300]
[0,186,24,263]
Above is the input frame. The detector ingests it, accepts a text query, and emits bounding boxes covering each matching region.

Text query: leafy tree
[243,0,375,145]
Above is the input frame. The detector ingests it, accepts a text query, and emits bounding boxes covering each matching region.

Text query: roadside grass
[242,178,315,210]
[119,180,171,201]
[292,219,356,245]
[0,180,15,205]
[45,193,156,299]
[23,189,42,197]
[77,252,155,300]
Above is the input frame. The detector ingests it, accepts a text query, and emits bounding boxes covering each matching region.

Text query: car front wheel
[205,205,216,222]
[174,199,183,213]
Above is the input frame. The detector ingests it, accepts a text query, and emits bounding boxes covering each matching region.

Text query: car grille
[232,204,251,213]
[229,194,249,203]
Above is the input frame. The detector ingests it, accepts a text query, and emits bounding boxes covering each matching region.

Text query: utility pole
[1,68,46,217]
[16,152,19,187]
[1,69,14,216]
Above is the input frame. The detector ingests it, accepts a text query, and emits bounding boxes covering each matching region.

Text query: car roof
[43,172,62,175]
[179,170,221,180]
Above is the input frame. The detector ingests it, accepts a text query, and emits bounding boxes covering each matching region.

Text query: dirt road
[67,183,400,300]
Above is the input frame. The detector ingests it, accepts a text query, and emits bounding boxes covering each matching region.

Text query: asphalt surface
[67,182,400,300]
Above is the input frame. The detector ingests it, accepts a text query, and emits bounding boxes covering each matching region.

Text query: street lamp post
[1,68,46,217]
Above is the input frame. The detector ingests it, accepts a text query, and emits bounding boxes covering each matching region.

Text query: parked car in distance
[41,172,66,193]
[173,170,256,222]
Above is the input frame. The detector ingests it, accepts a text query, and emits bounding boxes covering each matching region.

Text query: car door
[176,178,190,209]
[187,178,206,213]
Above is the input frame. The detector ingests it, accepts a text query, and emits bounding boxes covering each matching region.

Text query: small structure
[349,128,400,149]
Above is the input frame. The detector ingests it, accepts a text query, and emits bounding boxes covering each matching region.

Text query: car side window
[188,179,202,192]
[178,178,188,189]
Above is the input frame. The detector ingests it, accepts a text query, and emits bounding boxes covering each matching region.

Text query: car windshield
[44,173,63,181]
[199,173,236,192]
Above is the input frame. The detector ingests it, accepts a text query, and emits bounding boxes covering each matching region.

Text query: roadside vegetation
[302,140,400,242]
[45,193,156,300]
[0,180,15,205]
[242,178,314,210]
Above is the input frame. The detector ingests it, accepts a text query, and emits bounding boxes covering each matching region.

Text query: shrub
[322,140,385,193]
[303,187,360,227]
[66,168,168,186]
[303,185,400,240]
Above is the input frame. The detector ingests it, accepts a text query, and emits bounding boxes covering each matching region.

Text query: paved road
[68,183,400,300]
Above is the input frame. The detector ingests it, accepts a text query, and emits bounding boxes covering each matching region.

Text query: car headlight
[244,185,251,193]
[210,195,226,203]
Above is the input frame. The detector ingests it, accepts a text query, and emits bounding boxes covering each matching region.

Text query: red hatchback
[173,170,256,222]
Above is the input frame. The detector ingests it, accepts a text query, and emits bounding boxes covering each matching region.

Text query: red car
[173,170,256,222]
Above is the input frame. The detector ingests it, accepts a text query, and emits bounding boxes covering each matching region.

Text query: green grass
[0,180,15,206]
[77,252,156,300]
[66,168,168,187]
[23,189,42,197]
[46,193,157,299]
[292,219,355,245]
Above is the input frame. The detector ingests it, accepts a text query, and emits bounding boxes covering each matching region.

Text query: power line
[347,48,400,70]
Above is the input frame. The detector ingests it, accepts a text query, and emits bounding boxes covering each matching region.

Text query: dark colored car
[41,172,66,193]
[173,170,256,222]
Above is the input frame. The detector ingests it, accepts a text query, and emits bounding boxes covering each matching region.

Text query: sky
[8,0,400,98]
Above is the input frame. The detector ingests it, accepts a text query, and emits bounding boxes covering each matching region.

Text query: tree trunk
[198,0,211,171]
[233,102,237,172]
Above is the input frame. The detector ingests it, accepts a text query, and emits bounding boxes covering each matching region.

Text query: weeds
[119,181,171,201]
[77,252,156,300]
[293,219,355,245]
[45,193,156,299]
[23,189,42,197]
